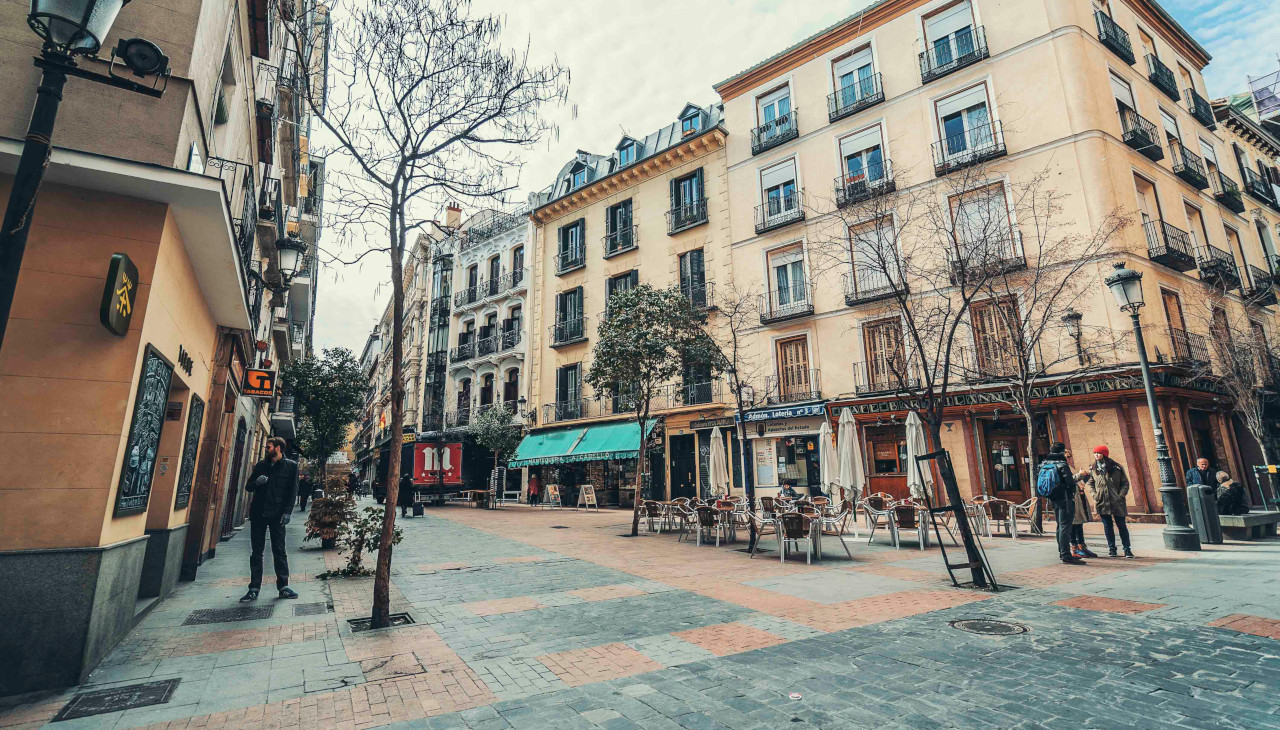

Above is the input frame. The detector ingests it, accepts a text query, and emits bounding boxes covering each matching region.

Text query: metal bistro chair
[673,503,698,542]
[819,500,856,560]
[642,501,666,533]
[777,512,817,564]
[893,498,928,551]
[861,493,899,547]
[983,498,1018,539]
[693,505,727,547]
[759,496,778,520]
[1012,496,1044,536]
[747,511,778,559]
[861,493,895,529]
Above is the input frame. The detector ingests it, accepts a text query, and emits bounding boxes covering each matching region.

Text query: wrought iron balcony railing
[667,197,708,234]
[679,282,715,310]
[476,335,497,357]
[1196,244,1242,291]
[827,73,884,123]
[844,268,905,306]
[557,242,586,274]
[1185,88,1215,130]
[449,341,475,363]
[765,369,822,405]
[834,159,895,207]
[445,407,471,428]
[946,230,1026,285]
[955,346,1021,381]
[464,207,527,247]
[603,225,637,258]
[1120,108,1163,161]
[453,284,479,309]
[1212,172,1246,213]
[550,317,587,346]
[932,120,1006,176]
[1243,264,1277,307]
[1146,55,1180,101]
[759,282,814,324]
[1169,327,1209,364]
[920,25,988,83]
[1144,220,1197,272]
[852,360,920,395]
[751,111,799,155]
[1095,11,1135,65]
[755,192,805,234]
[1242,167,1276,206]
[1171,144,1210,190]
[499,326,522,351]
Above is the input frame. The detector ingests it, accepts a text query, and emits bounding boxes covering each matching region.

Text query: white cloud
[1159,0,1280,97]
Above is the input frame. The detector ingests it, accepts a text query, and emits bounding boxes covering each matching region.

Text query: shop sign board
[243,369,276,398]
[576,484,599,511]
[742,403,825,422]
[114,345,175,517]
[100,253,139,336]
[412,442,463,485]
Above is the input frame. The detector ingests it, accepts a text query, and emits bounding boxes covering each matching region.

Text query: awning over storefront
[508,420,657,467]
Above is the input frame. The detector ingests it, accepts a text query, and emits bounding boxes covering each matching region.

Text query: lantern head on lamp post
[27,0,129,56]
[1104,262,1145,314]
[275,236,309,285]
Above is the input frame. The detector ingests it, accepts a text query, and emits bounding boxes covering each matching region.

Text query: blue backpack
[1035,461,1062,498]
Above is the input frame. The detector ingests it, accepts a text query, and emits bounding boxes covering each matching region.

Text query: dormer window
[619,143,636,166]
[682,115,700,136]
[572,168,587,188]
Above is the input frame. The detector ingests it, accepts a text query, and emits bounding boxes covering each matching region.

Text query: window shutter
[694,168,705,201]
[670,177,677,211]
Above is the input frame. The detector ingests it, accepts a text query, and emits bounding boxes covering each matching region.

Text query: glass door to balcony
[925,1,975,68]
[864,319,902,391]
[834,47,875,109]
[679,249,706,307]
[771,250,806,313]
[777,337,811,402]
[841,125,885,188]
[757,86,792,143]
[938,85,992,160]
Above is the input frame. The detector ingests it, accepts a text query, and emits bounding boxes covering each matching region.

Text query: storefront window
[775,435,822,491]
[865,425,906,475]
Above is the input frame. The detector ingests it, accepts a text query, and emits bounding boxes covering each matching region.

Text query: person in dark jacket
[241,437,300,601]
[1079,445,1134,558]
[297,475,312,512]
[1215,471,1250,516]
[1040,442,1084,565]
[347,471,359,497]
[398,473,415,517]
[1185,457,1215,488]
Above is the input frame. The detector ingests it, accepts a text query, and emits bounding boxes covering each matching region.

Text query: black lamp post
[0,0,170,350]
[1063,308,1084,366]
[1103,262,1200,551]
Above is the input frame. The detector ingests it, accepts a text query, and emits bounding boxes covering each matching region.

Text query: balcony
[933,120,1006,176]
[603,225,637,258]
[476,335,497,357]
[1095,11,1135,65]
[1143,220,1197,272]
[540,395,638,424]
[1242,168,1277,207]
[1184,88,1216,130]
[1170,145,1210,190]
[1146,55,1180,102]
[946,231,1026,285]
[765,369,822,405]
[425,351,447,372]
[852,360,920,395]
[667,197,708,234]
[556,243,586,274]
[956,346,1021,382]
[453,285,479,309]
[679,282,715,311]
[445,408,471,428]
[1169,327,1210,364]
[449,341,475,363]
[655,380,725,409]
[919,26,988,84]
[844,269,904,306]
[464,207,527,248]
[1119,109,1163,161]
[550,317,588,347]
[499,326,522,352]
[1196,244,1242,291]
[754,192,805,234]
[759,282,814,324]
[1243,264,1277,307]
[827,73,884,123]
[834,160,895,207]
[751,111,799,156]
[1212,172,1246,213]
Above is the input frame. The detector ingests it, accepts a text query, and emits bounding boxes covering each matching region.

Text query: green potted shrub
[305,475,356,549]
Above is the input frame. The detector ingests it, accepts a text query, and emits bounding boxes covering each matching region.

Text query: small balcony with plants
[827,73,884,123]
[1145,55,1180,102]
[556,241,586,275]
[1120,108,1163,161]
[1212,172,1246,213]
[667,197,708,234]
[834,159,895,207]
[919,26,988,84]
[1094,11,1135,65]
[751,111,799,156]
[1196,244,1242,292]
[1143,219,1196,272]
[933,120,1006,177]
[603,225,637,258]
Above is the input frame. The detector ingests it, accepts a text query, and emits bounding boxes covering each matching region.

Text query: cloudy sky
[311,0,1279,354]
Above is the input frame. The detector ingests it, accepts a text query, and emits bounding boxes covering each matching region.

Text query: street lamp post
[1104,263,1201,551]
[1,0,170,349]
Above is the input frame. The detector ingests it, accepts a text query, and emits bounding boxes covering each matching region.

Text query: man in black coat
[1040,442,1084,566]
[241,437,300,601]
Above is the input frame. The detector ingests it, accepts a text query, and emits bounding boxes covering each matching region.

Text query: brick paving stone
[672,622,786,657]
[537,644,665,687]
[466,597,547,617]
[1208,613,1280,639]
[468,656,569,700]
[567,584,648,603]
[1053,594,1167,614]
[624,635,717,667]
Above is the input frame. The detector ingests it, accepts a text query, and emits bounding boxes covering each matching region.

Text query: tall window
[558,219,585,270]
[670,169,705,230]
[776,337,812,401]
[555,364,581,416]
[769,245,807,309]
[511,245,524,285]
[850,217,896,294]
[971,298,1020,376]
[1199,138,1219,177]
[606,199,634,254]
[863,318,904,390]
[606,270,638,301]
[1184,203,1210,250]
[479,374,494,406]
[503,368,520,403]
[937,84,992,158]
[555,287,583,325]
[1160,108,1183,156]
[950,183,1015,262]
[760,159,798,220]
[839,125,885,185]
[679,249,706,306]
[833,45,875,108]
[924,0,976,67]
[756,85,792,139]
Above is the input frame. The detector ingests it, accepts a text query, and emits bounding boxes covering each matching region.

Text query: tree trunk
[372,210,406,630]
[630,411,645,536]
[1025,407,1043,532]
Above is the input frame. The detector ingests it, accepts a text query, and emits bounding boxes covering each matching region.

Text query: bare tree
[281,0,566,628]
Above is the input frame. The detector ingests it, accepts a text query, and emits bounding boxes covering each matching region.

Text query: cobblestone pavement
[3,499,1279,730]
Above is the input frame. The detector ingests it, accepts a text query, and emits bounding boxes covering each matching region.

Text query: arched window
[504,368,520,404]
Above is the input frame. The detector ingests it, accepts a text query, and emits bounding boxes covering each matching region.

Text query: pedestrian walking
[241,437,299,602]
[346,470,359,497]
[527,473,541,506]
[1036,442,1085,565]
[1079,445,1135,558]
[297,474,312,512]
[398,472,414,517]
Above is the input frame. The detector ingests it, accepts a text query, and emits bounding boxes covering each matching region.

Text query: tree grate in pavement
[52,679,179,721]
[293,602,332,616]
[182,606,275,626]
[949,618,1029,635]
[550,526,570,529]
[348,612,415,632]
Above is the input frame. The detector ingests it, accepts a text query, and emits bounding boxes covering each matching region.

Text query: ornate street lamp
[1103,262,1200,551]
[275,236,308,281]
[0,0,170,348]
[1062,308,1084,366]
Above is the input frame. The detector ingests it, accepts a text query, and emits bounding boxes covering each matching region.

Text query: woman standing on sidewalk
[1064,450,1097,559]
[1079,445,1135,558]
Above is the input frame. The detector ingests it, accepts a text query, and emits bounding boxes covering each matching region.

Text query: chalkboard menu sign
[114,345,174,517]
[173,394,205,510]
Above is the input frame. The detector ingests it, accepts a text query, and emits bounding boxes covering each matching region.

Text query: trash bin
[1187,484,1223,545]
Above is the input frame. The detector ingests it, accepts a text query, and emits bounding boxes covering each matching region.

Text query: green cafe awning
[508,420,657,468]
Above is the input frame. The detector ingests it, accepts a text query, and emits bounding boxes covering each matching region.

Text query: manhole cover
[182,606,274,626]
[949,619,1028,635]
[53,679,179,721]
[348,612,415,632]
[550,526,569,529]
[293,602,332,617]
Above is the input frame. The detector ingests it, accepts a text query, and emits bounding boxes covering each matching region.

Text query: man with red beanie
[1078,445,1134,558]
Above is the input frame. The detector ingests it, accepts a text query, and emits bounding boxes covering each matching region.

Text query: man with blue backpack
[1037,442,1086,565]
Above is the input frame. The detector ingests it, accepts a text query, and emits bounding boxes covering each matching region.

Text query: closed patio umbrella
[709,427,730,498]
[818,418,836,499]
[905,411,933,501]
[838,407,864,503]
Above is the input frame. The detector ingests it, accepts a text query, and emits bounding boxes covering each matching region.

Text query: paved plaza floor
[3,500,1279,730]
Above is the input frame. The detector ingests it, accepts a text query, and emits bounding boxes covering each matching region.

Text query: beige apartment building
[0,0,328,694]
[516,104,735,504]
[712,0,1280,511]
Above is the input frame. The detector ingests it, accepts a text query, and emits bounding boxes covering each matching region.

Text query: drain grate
[550,526,569,529]
[53,679,180,721]
[182,606,274,626]
[293,602,332,617]
[347,612,415,632]
[949,618,1029,636]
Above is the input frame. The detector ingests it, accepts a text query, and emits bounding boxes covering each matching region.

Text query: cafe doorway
[979,417,1049,500]
[669,434,697,499]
